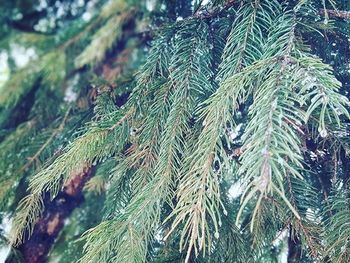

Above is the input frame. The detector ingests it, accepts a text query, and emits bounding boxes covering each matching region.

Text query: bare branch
[320,9,350,20]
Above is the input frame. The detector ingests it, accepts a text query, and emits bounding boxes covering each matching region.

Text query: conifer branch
[19,107,71,173]
[76,25,177,262]
[74,9,136,68]
[107,107,134,131]
[5,1,350,262]
[162,20,223,262]
[324,186,350,262]
[286,175,323,260]
[10,98,132,245]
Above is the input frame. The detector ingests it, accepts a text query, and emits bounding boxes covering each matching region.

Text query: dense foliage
[1,0,350,262]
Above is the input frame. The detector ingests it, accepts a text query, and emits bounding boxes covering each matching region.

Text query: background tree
[0,0,350,262]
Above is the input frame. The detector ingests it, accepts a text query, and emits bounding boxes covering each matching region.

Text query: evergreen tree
[1,0,350,262]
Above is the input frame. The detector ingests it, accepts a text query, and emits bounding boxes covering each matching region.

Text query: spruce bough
[1,0,350,262]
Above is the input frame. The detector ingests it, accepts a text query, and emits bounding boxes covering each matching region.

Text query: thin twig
[20,107,71,172]
[134,0,237,39]
[108,107,134,131]
[192,0,236,19]
[320,9,350,20]
[286,173,320,260]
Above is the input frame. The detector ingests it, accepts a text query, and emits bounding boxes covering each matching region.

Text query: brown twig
[286,173,321,261]
[320,9,350,20]
[134,0,238,39]
[192,0,236,19]
[108,107,135,131]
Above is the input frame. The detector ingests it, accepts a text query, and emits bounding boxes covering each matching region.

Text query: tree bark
[287,227,302,263]
[8,166,94,263]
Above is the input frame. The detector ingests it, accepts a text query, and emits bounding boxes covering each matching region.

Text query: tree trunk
[287,227,302,263]
[8,166,94,263]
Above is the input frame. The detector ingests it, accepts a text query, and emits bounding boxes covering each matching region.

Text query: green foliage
[75,11,131,68]
[0,66,40,108]
[10,94,132,246]
[1,0,350,262]
[0,50,66,118]
[324,183,350,262]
